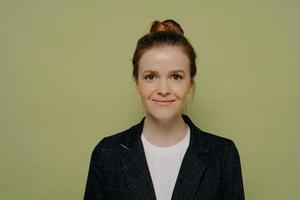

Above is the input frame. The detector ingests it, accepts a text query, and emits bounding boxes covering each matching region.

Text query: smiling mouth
[152,99,175,105]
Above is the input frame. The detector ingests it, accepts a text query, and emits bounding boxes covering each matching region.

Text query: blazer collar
[120,115,210,200]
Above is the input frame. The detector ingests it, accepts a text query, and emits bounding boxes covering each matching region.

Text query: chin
[146,110,181,122]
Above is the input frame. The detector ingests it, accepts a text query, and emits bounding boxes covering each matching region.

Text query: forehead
[139,46,190,72]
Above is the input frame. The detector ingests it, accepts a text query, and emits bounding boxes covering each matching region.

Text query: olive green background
[0,0,299,199]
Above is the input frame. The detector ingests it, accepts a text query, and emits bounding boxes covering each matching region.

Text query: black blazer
[84,115,245,200]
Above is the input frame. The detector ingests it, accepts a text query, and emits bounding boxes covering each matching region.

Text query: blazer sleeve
[221,140,245,200]
[84,138,106,200]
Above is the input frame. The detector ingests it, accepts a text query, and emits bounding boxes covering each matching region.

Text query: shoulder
[88,126,134,169]
[189,122,240,161]
[201,130,241,166]
[93,126,133,152]
[202,130,237,150]
[183,114,238,151]
[91,119,142,157]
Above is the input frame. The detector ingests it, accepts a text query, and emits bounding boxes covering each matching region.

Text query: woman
[84,19,245,200]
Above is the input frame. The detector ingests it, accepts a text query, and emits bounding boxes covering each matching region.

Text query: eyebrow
[171,70,185,74]
[142,69,186,74]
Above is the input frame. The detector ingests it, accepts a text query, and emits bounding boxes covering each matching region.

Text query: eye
[171,74,183,80]
[144,74,155,80]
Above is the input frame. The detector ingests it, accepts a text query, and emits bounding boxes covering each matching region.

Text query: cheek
[137,84,154,98]
[173,84,191,97]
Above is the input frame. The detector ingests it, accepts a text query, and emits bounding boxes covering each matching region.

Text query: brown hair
[132,19,197,83]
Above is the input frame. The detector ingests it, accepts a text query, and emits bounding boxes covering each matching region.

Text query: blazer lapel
[171,115,210,200]
[120,118,156,200]
[120,115,209,200]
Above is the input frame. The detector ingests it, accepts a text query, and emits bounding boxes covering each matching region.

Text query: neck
[142,113,188,147]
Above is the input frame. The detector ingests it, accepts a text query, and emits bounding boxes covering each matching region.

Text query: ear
[188,79,195,93]
[135,81,140,94]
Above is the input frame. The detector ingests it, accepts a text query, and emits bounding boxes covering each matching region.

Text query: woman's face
[136,46,194,122]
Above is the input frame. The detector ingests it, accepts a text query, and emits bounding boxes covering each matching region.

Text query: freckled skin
[136,46,194,122]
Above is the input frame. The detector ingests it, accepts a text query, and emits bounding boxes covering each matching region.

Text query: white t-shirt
[141,126,190,200]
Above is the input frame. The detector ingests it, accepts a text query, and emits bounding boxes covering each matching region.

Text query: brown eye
[144,74,155,80]
[171,74,183,80]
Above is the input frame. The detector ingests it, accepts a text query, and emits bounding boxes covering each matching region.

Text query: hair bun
[150,19,184,35]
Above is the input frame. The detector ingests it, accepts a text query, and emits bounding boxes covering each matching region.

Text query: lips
[152,99,175,106]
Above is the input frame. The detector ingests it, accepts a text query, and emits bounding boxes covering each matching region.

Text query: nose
[157,79,170,96]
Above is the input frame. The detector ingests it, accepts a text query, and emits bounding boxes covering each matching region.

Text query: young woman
[84,19,245,200]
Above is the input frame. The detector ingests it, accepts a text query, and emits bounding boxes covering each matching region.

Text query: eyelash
[143,74,183,81]
[144,74,155,80]
[171,74,183,80]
